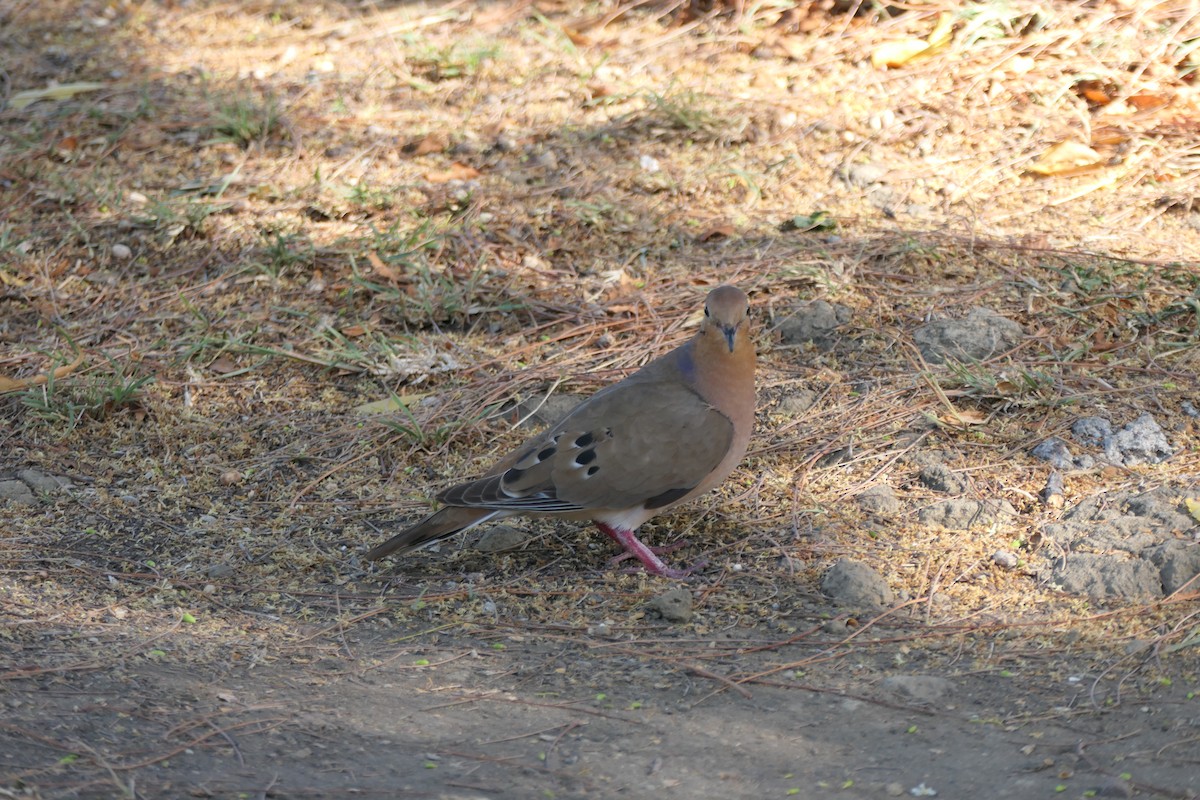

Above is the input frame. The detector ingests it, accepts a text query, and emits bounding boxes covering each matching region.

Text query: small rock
[1071,416,1112,446]
[777,390,817,416]
[821,559,893,610]
[1049,553,1162,599]
[1031,438,1073,469]
[886,783,905,797]
[992,551,1019,569]
[17,469,72,493]
[777,300,851,350]
[913,307,1023,365]
[1182,401,1199,418]
[1147,541,1200,596]
[879,675,951,704]
[1091,776,1134,798]
[918,498,1016,530]
[918,464,969,494]
[474,525,527,553]
[111,243,132,259]
[218,470,241,487]
[1103,413,1173,466]
[647,587,693,623]
[856,485,900,515]
[0,479,38,505]
[838,162,886,188]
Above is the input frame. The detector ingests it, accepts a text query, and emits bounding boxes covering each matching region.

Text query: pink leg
[595,523,706,579]
[607,538,691,565]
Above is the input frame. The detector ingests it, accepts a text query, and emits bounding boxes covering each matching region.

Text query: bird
[365,284,756,579]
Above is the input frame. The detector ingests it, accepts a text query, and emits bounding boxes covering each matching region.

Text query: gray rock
[1072,416,1112,446]
[1147,541,1200,596]
[18,469,72,494]
[857,484,900,515]
[913,307,1023,365]
[879,675,951,704]
[777,300,851,349]
[1049,553,1162,599]
[821,559,893,610]
[993,551,1019,569]
[473,525,528,553]
[1103,413,1173,465]
[0,480,37,505]
[1182,401,1199,418]
[919,498,1016,530]
[777,390,817,416]
[919,464,969,494]
[838,162,886,188]
[647,587,693,623]
[1031,438,1073,469]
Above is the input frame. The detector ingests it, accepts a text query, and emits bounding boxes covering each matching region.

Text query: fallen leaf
[366,251,406,284]
[9,82,106,110]
[425,162,481,182]
[0,353,86,394]
[562,26,592,47]
[353,394,429,415]
[872,39,932,69]
[1128,93,1169,111]
[697,223,736,241]
[872,11,952,68]
[209,356,238,374]
[1186,497,1200,523]
[403,132,449,156]
[1026,141,1104,176]
[940,407,987,426]
[341,324,366,337]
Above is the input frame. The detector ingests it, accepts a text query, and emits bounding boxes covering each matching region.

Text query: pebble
[992,551,1019,569]
[111,243,132,259]
[647,587,692,623]
[474,525,527,553]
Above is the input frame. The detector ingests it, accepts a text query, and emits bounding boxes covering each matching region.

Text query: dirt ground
[3,1,1200,798]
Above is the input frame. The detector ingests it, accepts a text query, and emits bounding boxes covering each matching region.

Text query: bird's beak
[722,325,737,353]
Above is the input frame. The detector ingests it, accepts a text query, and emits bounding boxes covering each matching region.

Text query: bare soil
[3,2,1200,798]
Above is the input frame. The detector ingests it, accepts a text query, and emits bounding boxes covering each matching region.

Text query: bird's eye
[704,306,710,317]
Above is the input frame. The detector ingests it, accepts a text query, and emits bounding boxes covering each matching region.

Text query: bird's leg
[595,523,706,579]
[607,538,691,563]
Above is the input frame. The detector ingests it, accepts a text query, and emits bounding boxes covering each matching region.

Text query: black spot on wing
[586,466,599,477]
[576,449,596,465]
[644,486,692,510]
[574,432,594,448]
[538,446,557,461]
[503,466,525,483]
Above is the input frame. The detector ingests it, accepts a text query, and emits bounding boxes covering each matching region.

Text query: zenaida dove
[365,285,756,578]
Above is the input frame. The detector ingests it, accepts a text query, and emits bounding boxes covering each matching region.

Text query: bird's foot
[596,524,704,579]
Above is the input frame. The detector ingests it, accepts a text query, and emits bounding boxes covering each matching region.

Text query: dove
[366,285,755,578]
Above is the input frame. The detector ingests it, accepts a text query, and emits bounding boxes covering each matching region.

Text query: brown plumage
[365,285,756,578]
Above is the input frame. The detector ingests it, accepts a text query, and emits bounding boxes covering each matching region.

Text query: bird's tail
[364,506,498,561]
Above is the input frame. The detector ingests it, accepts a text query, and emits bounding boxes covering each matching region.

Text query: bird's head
[700,285,751,354]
